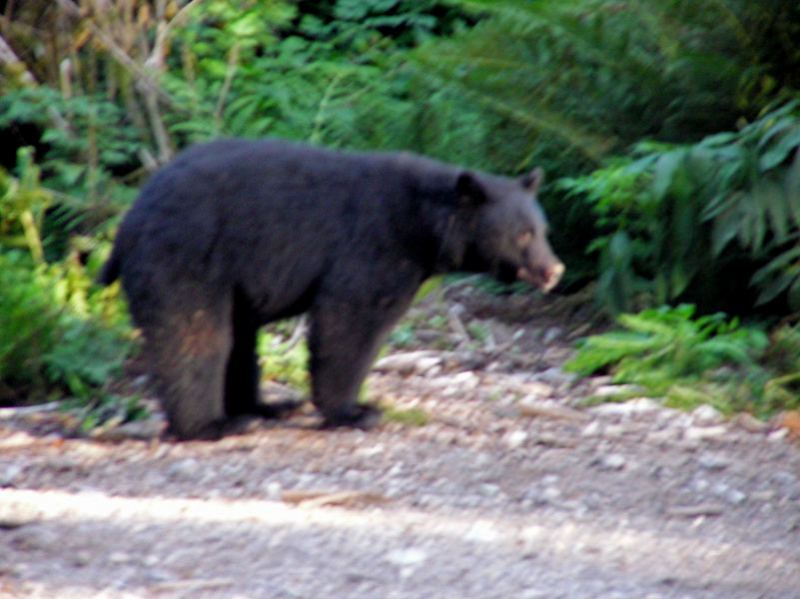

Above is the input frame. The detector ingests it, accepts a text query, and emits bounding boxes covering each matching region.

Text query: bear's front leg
[308,299,405,429]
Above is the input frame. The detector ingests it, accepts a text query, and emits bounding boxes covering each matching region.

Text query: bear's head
[456,167,564,293]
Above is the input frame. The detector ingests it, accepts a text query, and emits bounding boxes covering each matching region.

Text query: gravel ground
[1,288,798,598]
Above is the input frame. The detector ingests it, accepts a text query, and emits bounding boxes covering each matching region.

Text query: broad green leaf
[760,129,800,171]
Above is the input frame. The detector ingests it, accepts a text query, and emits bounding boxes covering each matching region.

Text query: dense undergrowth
[0,0,798,426]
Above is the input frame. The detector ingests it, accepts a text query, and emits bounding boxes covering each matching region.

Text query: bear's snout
[518,260,564,293]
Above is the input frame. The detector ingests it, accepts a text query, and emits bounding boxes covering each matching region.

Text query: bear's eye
[516,230,534,248]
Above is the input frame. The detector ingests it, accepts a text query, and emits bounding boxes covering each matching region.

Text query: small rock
[646,429,677,445]
[466,521,500,542]
[264,481,283,500]
[95,418,164,441]
[589,398,661,418]
[71,552,91,568]
[751,490,776,502]
[0,503,40,530]
[712,483,747,505]
[374,351,442,376]
[518,400,589,422]
[0,464,23,487]
[385,548,428,567]
[535,367,576,388]
[542,327,561,344]
[143,555,160,567]
[109,551,132,564]
[768,428,790,442]
[452,371,480,390]
[167,458,201,480]
[505,430,528,449]
[772,471,797,487]
[480,483,500,497]
[581,421,602,437]
[724,489,747,506]
[667,503,725,518]
[592,453,626,471]
[600,425,626,439]
[542,486,561,502]
[593,385,642,398]
[524,381,555,398]
[684,426,728,441]
[734,413,768,433]
[522,484,561,507]
[691,405,724,426]
[697,453,730,471]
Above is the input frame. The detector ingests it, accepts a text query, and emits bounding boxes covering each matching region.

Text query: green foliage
[165,0,473,151]
[257,331,310,392]
[0,251,133,406]
[0,88,141,201]
[0,150,137,426]
[380,402,430,427]
[566,305,767,385]
[0,148,52,261]
[422,0,800,158]
[561,102,800,314]
[565,304,800,416]
[759,324,800,413]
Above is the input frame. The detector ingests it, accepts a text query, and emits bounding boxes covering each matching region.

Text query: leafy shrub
[566,305,767,386]
[566,304,800,416]
[0,152,135,423]
[0,251,133,406]
[561,102,800,314]
[257,330,310,393]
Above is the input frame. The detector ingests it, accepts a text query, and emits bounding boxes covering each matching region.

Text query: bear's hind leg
[145,307,232,440]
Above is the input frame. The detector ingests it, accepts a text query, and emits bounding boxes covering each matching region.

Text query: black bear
[100,139,564,439]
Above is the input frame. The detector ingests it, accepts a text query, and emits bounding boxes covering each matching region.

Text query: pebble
[505,430,528,449]
[725,489,747,505]
[480,483,501,497]
[109,551,133,564]
[593,385,642,398]
[691,405,724,426]
[697,453,730,471]
[385,548,427,567]
[581,421,603,437]
[71,552,91,568]
[751,490,776,502]
[768,428,789,442]
[542,327,561,344]
[535,367,575,388]
[772,471,797,487]
[167,458,201,480]
[734,413,768,433]
[465,521,500,542]
[646,430,677,445]
[684,426,728,442]
[525,381,555,398]
[589,398,662,418]
[592,453,626,471]
[0,464,23,487]
[264,481,283,500]
[713,483,747,505]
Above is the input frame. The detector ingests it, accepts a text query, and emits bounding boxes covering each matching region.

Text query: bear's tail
[97,244,122,285]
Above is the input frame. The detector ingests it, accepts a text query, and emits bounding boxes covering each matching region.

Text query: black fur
[102,139,563,439]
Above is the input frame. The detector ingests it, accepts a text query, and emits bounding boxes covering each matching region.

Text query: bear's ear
[456,171,489,207]
[520,167,544,194]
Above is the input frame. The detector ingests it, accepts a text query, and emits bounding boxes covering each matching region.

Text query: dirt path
[1,289,799,598]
